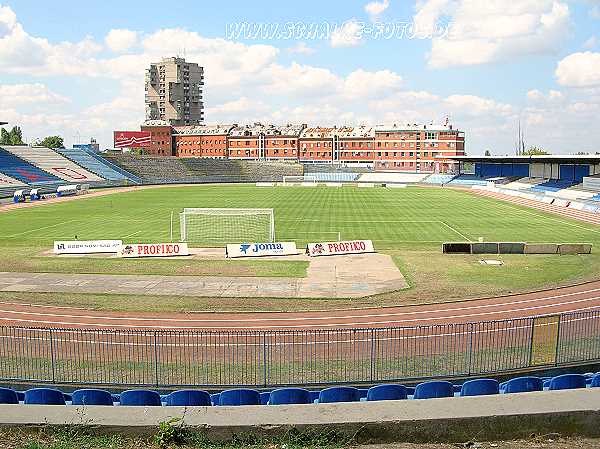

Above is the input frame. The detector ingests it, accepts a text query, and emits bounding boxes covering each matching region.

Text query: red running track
[1,279,600,330]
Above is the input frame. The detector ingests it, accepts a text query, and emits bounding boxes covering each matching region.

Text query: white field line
[3,219,79,238]
[0,314,595,348]
[0,285,598,324]
[122,230,143,239]
[440,221,471,242]
[0,296,598,330]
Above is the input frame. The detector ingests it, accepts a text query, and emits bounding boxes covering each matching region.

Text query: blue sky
[1,0,600,153]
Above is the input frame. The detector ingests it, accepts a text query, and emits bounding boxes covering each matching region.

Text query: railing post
[370,328,376,382]
[527,318,536,367]
[554,314,562,367]
[467,323,474,376]
[262,332,268,387]
[49,328,56,384]
[153,331,159,388]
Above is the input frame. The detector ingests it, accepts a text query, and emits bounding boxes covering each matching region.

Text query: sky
[1,0,600,154]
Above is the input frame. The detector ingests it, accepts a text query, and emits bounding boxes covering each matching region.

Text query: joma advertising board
[118,243,189,258]
[306,240,375,257]
[226,242,298,258]
[54,240,122,254]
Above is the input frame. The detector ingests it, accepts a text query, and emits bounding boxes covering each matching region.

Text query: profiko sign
[119,243,189,258]
[54,240,122,254]
[226,242,298,258]
[306,240,375,257]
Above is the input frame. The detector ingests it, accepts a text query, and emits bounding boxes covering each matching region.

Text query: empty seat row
[2,373,598,406]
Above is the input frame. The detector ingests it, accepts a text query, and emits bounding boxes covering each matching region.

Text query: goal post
[179,208,275,244]
[282,175,317,185]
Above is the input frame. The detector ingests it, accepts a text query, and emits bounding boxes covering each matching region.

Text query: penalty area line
[440,221,472,242]
[5,219,79,238]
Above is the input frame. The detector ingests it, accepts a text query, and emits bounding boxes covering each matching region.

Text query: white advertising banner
[119,243,189,258]
[226,242,298,258]
[54,240,122,255]
[306,240,375,257]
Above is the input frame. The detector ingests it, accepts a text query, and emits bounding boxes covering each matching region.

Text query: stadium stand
[446,174,491,186]
[57,147,136,182]
[357,172,428,183]
[302,163,371,174]
[0,147,63,187]
[422,173,456,184]
[3,145,102,182]
[304,172,359,182]
[106,155,303,184]
[3,372,600,407]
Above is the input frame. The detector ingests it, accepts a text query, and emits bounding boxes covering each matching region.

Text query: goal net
[282,175,317,185]
[179,208,275,244]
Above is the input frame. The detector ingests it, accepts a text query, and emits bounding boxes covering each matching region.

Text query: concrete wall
[2,389,600,443]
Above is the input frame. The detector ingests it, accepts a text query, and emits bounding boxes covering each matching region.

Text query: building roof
[337,126,375,138]
[375,123,460,132]
[173,124,236,135]
[445,155,600,164]
[300,127,339,139]
[142,120,171,127]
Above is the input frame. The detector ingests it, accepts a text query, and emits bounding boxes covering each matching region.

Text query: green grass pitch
[1,184,599,249]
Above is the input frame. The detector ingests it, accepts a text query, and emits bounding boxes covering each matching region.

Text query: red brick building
[137,120,465,172]
[173,124,235,158]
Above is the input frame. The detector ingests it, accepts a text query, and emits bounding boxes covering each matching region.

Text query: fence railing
[1,309,599,388]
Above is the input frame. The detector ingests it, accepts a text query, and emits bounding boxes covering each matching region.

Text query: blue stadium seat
[165,390,211,406]
[210,393,220,405]
[260,392,270,405]
[460,379,499,397]
[16,391,25,402]
[71,389,113,406]
[269,388,312,405]
[590,374,600,388]
[358,388,368,400]
[366,384,408,401]
[111,394,120,403]
[24,388,66,405]
[318,387,360,403]
[0,387,18,404]
[218,389,260,406]
[548,374,587,391]
[503,377,543,394]
[414,381,454,399]
[406,387,415,396]
[119,389,161,406]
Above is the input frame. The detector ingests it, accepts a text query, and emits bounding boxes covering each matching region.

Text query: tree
[484,149,491,156]
[522,146,550,156]
[8,126,24,145]
[36,135,64,149]
[0,128,9,145]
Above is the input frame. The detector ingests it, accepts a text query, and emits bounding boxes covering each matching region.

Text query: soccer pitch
[1,184,600,249]
[1,184,600,310]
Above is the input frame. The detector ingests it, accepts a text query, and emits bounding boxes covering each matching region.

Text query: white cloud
[590,5,600,19]
[105,29,138,53]
[287,42,316,55]
[555,51,600,87]
[416,0,571,68]
[330,20,364,48]
[444,94,513,117]
[583,35,598,49]
[365,0,390,20]
[0,83,70,108]
[341,69,402,98]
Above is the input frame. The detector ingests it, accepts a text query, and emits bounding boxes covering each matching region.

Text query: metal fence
[1,308,599,388]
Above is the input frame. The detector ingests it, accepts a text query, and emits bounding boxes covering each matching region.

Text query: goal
[179,208,275,244]
[282,175,317,186]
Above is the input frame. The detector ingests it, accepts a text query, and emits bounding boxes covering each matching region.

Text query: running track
[1,187,599,331]
[1,279,600,330]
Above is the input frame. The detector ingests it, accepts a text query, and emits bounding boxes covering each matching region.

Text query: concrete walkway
[0,253,407,298]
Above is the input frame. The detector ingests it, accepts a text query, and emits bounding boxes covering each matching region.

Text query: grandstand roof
[447,155,600,164]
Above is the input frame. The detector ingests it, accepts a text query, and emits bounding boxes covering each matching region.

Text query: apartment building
[145,57,204,125]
